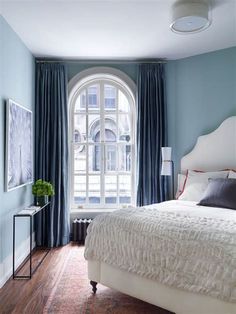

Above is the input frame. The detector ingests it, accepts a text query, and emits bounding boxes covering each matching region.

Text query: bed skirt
[87,260,236,314]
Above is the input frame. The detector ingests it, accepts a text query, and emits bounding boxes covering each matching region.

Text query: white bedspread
[84,200,236,302]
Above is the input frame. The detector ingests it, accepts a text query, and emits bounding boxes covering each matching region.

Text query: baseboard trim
[0,233,36,288]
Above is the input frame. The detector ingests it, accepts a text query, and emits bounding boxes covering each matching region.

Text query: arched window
[69,68,135,209]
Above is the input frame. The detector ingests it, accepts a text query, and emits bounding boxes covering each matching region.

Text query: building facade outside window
[69,69,135,209]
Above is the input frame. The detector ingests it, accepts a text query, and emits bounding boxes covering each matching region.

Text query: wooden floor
[0,243,172,314]
[0,244,75,314]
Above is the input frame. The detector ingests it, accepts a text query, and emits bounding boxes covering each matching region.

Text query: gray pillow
[198,178,236,210]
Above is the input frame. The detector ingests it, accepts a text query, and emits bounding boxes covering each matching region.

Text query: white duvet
[84,200,236,302]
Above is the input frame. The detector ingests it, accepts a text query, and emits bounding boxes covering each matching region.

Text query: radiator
[72,218,93,244]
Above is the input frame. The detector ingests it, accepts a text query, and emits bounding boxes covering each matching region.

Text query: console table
[13,202,50,279]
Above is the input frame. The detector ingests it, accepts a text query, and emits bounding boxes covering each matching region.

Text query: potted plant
[32,179,54,206]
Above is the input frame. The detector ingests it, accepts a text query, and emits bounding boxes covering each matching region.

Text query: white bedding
[84,200,236,303]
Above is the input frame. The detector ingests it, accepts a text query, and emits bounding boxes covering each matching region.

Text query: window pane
[88,85,99,110]
[119,175,131,204]
[74,145,86,174]
[88,145,101,172]
[75,89,86,112]
[74,192,86,205]
[89,175,100,204]
[119,145,131,172]
[119,114,131,142]
[74,114,86,142]
[104,115,117,142]
[104,84,116,110]
[118,90,130,113]
[105,175,117,204]
[88,114,100,142]
[74,176,86,204]
[105,145,116,172]
[74,130,81,144]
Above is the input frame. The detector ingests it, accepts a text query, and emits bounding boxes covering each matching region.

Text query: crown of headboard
[181,116,236,173]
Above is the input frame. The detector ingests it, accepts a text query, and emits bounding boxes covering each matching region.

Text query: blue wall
[0,16,35,285]
[166,47,236,174]
[67,62,137,83]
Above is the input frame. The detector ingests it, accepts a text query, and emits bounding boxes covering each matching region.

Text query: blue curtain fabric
[35,63,69,247]
[136,63,168,206]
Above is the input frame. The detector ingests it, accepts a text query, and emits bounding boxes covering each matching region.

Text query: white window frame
[68,67,136,211]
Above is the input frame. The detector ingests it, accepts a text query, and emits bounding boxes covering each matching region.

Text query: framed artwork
[5,99,33,191]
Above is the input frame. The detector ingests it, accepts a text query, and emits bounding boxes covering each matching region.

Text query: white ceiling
[0,0,236,60]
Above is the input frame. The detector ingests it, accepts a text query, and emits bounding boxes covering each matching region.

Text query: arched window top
[69,67,136,110]
[69,67,136,210]
[74,83,132,114]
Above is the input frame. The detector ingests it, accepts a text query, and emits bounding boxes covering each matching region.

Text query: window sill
[70,208,116,214]
[70,208,117,221]
[70,206,135,221]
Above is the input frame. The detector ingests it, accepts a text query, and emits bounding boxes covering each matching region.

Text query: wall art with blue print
[5,99,33,191]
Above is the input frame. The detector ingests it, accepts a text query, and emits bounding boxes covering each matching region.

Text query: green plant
[32,179,55,197]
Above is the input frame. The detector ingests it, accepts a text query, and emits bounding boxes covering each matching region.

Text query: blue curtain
[35,63,69,247]
[136,63,168,206]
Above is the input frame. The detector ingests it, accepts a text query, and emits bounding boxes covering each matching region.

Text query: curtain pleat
[35,63,69,247]
[136,64,168,206]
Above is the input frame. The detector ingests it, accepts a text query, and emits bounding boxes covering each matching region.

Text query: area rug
[43,246,172,314]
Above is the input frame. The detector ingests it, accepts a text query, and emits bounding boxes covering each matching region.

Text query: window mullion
[100,82,105,206]
[86,88,89,206]
[117,143,120,207]
[116,87,119,207]
[72,105,75,208]
[131,109,135,205]
[132,143,135,205]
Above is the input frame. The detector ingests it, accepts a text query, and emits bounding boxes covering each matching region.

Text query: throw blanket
[84,200,236,302]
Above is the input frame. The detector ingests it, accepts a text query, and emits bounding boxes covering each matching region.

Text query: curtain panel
[35,63,69,247]
[136,63,168,206]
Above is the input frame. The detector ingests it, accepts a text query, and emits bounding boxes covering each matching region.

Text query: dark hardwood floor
[0,244,74,314]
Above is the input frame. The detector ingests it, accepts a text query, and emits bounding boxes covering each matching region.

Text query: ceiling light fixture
[170,2,211,34]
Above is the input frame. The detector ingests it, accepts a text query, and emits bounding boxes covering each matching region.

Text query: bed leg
[90,280,97,293]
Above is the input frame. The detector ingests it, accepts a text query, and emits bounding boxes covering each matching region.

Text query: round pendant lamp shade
[170,2,211,34]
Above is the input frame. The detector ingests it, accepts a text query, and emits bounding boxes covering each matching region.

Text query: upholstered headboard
[181,116,236,173]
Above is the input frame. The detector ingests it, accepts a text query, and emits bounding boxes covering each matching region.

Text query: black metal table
[13,202,50,279]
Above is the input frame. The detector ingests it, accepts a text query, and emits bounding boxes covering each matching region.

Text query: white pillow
[229,170,236,179]
[175,174,186,199]
[178,170,229,202]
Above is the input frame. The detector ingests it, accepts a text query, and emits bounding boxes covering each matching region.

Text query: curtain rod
[36,59,167,64]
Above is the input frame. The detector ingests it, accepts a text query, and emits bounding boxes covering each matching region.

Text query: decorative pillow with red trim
[178,170,229,202]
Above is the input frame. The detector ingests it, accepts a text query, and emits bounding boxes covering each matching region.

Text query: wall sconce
[161,147,174,199]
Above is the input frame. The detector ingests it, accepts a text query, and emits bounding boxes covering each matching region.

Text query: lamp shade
[161,147,172,161]
[161,161,172,176]
[161,147,172,176]
[170,2,211,34]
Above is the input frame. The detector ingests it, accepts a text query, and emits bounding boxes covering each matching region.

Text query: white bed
[85,116,236,314]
